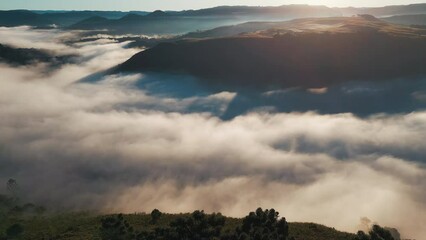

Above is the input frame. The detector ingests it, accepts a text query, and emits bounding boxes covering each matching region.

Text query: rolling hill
[117,16,426,90]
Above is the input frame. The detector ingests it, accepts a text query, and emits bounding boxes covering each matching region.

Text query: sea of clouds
[0,26,425,239]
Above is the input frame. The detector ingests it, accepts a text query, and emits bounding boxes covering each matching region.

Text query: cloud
[0,26,425,240]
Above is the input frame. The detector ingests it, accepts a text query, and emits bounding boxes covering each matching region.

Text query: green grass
[0,212,356,240]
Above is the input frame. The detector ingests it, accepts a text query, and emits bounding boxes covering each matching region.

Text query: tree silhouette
[354,225,397,240]
[168,210,226,240]
[369,225,395,240]
[235,208,288,240]
[355,231,371,240]
[150,209,162,224]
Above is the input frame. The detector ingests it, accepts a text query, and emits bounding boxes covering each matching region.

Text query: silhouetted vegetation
[354,225,400,240]
[100,210,226,240]
[99,208,290,240]
[223,208,288,240]
[166,210,225,240]
[1,208,398,240]
[150,209,162,224]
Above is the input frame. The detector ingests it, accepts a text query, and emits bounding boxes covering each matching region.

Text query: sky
[0,0,425,11]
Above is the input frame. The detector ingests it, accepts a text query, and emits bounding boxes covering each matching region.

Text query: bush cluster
[99,208,289,240]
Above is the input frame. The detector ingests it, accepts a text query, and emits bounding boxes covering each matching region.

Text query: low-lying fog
[0,27,425,239]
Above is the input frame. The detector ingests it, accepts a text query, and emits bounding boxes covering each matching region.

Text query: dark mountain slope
[118,16,426,90]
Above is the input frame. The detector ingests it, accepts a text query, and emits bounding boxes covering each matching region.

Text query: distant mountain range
[65,3,426,34]
[38,11,149,26]
[0,10,53,27]
[117,16,426,90]
[66,5,341,34]
[0,9,149,27]
[1,4,426,33]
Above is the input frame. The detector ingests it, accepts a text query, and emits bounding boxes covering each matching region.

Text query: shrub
[100,214,135,240]
[150,209,162,224]
[6,223,24,238]
[234,208,288,240]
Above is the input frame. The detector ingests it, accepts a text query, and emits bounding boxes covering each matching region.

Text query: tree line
[99,208,399,240]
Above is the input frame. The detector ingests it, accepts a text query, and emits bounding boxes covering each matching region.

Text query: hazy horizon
[1,0,426,11]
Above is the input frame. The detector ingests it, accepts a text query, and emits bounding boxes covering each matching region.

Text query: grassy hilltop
[1,193,399,240]
[0,210,356,240]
